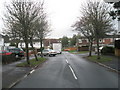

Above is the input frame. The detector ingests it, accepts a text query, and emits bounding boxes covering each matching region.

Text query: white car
[54,50,62,54]
[48,49,57,56]
[37,49,49,56]
[37,49,57,57]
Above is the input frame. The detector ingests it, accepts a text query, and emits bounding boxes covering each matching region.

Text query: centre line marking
[30,70,35,74]
[66,59,69,64]
[69,65,78,80]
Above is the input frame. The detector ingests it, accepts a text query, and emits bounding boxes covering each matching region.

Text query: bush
[101,46,114,55]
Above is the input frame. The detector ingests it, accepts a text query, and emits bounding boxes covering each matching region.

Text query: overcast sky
[0,0,118,39]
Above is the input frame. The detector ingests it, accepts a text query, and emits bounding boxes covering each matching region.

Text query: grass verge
[78,51,89,54]
[87,55,112,63]
[16,57,47,67]
[68,50,76,53]
[69,50,89,54]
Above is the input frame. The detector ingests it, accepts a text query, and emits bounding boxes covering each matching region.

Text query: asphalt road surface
[13,52,118,88]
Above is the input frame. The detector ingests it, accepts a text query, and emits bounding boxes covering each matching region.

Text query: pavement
[2,56,35,88]
[12,52,118,88]
[101,55,120,71]
[77,52,120,72]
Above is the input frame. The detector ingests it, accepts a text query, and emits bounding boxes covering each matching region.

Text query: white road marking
[30,70,35,74]
[68,65,78,80]
[66,59,69,64]
[24,75,28,78]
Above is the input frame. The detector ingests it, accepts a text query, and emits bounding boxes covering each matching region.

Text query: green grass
[69,50,89,54]
[16,57,47,67]
[78,51,89,54]
[87,55,112,63]
[68,50,76,53]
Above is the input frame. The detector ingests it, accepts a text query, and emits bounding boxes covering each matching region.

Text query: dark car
[8,48,24,58]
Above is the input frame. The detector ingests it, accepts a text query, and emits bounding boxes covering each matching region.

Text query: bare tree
[35,5,51,57]
[73,0,114,59]
[72,17,95,56]
[3,0,48,64]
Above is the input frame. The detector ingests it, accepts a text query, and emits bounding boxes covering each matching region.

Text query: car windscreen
[9,49,19,52]
[43,50,49,52]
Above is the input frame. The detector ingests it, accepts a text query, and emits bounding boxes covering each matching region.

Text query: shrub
[101,46,114,55]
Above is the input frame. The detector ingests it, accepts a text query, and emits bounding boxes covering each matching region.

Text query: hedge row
[101,46,114,55]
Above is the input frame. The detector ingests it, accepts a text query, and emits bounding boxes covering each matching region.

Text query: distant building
[3,37,61,49]
[76,35,120,51]
[43,39,61,48]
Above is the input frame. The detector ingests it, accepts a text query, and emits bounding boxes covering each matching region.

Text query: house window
[78,39,82,43]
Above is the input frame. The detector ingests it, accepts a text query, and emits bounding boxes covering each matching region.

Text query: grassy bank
[16,57,47,67]
[87,55,112,63]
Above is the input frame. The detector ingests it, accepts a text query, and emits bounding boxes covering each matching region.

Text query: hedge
[101,46,114,55]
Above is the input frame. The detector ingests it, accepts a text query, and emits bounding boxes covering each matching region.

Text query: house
[77,35,120,51]
[43,39,61,49]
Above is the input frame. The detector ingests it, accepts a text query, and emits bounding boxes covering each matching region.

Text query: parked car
[37,49,49,56]
[64,49,70,51]
[8,48,24,58]
[48,49,57,56]
[0,50,12,56]
[37,49,57,57]
[54,50,62,54]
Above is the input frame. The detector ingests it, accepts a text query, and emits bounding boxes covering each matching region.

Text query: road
[13,52,118,88]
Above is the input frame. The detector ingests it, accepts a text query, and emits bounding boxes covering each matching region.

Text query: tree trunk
[40,39,43,57]
[25,42,30,64]
[96,38,100,59]
[16,42,19,48]
[89,41,93,56]
[30,38,38,61]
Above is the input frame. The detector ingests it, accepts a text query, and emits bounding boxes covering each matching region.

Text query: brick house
[43,39,61,49]
[77,35,120,51]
